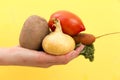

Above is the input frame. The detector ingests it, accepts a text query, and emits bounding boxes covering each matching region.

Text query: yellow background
[0,0,120,80]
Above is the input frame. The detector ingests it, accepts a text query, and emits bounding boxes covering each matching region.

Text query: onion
[42,19,75,55]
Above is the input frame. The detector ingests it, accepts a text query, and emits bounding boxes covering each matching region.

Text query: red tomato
[48,10,85,36]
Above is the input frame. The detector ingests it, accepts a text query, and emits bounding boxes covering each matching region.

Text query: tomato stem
[96,32,120,39]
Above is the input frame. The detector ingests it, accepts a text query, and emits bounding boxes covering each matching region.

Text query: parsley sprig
[76,44,95,62]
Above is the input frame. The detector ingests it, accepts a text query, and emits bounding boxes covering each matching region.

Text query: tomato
[48,10,85,36]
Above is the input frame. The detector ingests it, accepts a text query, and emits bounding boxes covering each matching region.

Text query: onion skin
[42,32,75,55]
[42,19,75,55]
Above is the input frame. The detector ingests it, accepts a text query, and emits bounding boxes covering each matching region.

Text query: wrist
[0,47,20,65]
[0,47,11,65]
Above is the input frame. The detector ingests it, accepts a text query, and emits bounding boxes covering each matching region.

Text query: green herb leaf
[76,44,95,62]
[80,44,95,62]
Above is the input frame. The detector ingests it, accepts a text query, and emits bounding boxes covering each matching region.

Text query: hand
[0,44,84,68]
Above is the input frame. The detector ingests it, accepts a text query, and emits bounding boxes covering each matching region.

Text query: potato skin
[19,15,49,50]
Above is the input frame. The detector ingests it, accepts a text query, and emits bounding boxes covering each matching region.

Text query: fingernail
[76,44,85,52]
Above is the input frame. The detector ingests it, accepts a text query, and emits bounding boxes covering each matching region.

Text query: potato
[19,15,50,50]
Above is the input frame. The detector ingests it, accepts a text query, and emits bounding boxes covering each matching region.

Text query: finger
[54,44,85,65]
[66,44,85,59]
[35,44,85,66]
[36,52,59,64]
[76,44,85,52]
[49,51,76,65]
[75,44,85,55]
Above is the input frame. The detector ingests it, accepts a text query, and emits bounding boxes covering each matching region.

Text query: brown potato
[19,15,50,50]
